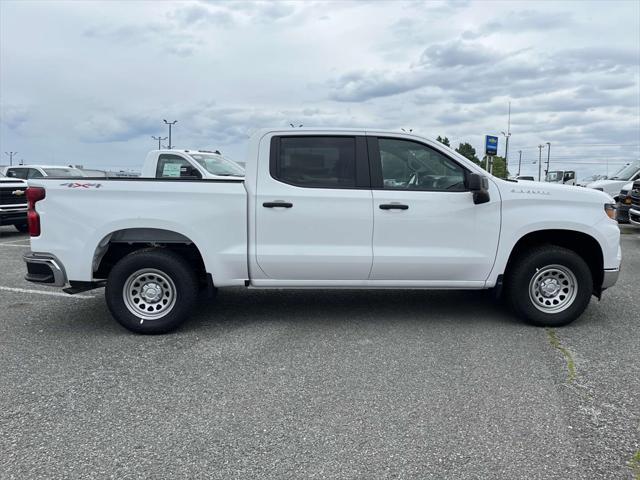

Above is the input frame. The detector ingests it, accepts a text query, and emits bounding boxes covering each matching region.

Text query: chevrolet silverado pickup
[0,174,28,232]
[23,129,621,333]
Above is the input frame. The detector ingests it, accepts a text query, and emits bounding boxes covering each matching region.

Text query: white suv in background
[1,165,85,180]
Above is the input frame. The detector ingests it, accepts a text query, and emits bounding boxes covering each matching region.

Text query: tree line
[436,135,509,179]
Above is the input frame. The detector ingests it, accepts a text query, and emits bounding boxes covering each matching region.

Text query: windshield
[545,171,562,182]
[43,168,85,177]
[188,153,245,177]
[610,162,640,180]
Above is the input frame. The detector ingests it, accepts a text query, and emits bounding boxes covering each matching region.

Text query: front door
[255,134,373,280]
[368,136,501,283]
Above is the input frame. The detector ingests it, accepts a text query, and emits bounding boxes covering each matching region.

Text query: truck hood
[496,178,614,203]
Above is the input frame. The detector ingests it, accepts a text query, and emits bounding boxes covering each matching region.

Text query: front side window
[156,155,202,179]
[377,138,466,191]
[274,136,356,188]
[188,153,244,177]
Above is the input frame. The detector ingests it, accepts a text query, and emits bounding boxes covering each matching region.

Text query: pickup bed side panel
[29,180,249,286]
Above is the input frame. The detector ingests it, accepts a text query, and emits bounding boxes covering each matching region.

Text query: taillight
[26,187,46,237]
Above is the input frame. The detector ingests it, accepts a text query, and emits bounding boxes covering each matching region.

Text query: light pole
[501,131,511,170]
[545,142,551,177]
[4,151,18,166]
[163,119,178,149]
[152,136,167,150]
[538,144,545,181]
[517,150,522,176]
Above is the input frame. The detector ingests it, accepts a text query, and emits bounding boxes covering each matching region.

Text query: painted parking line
[0,243,30,247]
[0,238,30,244]
[0,286,94,299]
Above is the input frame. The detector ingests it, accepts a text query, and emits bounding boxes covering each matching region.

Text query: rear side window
[156,154,202,179]
[273,136,357,188]
[6,168,28,179]
[28,169,44,178]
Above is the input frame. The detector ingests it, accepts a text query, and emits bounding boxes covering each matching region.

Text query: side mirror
[466,172,490,205]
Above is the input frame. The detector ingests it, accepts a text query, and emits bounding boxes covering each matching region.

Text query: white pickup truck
[23,129,621,334]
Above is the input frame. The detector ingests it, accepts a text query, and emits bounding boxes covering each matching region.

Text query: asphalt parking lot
[0,225,638,479]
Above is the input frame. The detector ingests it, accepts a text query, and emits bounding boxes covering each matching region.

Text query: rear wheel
[105,249,198,334]
[505,246,593,327]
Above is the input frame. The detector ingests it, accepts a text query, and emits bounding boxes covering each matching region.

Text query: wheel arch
[503,229,604,295]
[92,228,208,284]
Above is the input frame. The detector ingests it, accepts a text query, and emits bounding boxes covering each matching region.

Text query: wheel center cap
[540,279,560,297]
[141,283,162,303]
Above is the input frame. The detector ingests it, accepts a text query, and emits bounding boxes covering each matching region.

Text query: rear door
[368,136,501,283]
[255,134,373,280]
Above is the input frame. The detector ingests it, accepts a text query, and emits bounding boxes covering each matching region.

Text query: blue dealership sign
[485,135,498,156]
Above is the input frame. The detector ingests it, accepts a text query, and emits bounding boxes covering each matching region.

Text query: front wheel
[505,246,593,327]
[105,249,198,334]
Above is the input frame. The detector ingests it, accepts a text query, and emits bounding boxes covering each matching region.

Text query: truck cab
[139,150,245,180]
[545,170,576,185]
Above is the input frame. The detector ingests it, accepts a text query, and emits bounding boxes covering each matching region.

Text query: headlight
[604,203,616,219]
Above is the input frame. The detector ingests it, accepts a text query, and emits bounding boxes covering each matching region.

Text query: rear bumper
[23,252,67,287]
[601,268,620,290]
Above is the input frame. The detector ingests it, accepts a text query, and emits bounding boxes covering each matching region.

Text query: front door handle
[263,201,293,208]
[379,203,409,210]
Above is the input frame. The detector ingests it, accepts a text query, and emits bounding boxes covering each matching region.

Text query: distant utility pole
[152,136,167,150]
[517,150,522,176]
[538,144,545,181]
[163,119,178,149]
[501,101,511,167]
[545,142,551,176]
[4,151,18,166]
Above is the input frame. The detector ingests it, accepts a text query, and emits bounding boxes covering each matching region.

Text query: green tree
[455,142,480,165]
[481,155,510,179]
[436,135,450,147]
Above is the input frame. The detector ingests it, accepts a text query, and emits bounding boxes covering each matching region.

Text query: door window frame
[367,136,472,192]
[269,135,371,189]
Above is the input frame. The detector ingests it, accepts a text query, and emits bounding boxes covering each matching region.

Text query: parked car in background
[1,165,85,179]
[514,175,535,181]
[0,172,28,232]
[586,161,640,201]
[629,180,640,227]
[615,181,634,223]
[577,174,607,187]
[23,128,620,334]
[139,149,245,179]
[545,170,576,185]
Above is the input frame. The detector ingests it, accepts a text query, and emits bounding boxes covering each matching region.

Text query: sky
[1,0,639,178]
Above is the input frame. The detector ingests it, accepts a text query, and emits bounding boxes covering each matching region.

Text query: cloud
[0,104,30,131]
[463,9,573,39]
[420,41,495,67]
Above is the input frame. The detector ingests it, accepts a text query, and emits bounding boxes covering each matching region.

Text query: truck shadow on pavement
[183,288,520,334]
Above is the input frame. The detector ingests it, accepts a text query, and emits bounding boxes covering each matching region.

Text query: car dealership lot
[1,226,639,479]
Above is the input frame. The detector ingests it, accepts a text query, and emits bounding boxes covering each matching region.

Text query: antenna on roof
[401,128,413,133]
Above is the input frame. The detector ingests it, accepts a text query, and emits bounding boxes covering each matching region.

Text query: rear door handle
[379,203,409,210]
[263,201,293,208]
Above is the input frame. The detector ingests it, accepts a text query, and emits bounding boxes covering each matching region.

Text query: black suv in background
[629,180,640,227]
[0,173,28,233]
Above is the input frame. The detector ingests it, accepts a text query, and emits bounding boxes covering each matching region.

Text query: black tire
[505,246,593,327]
[14,223,29,233]
[105,249,198,334]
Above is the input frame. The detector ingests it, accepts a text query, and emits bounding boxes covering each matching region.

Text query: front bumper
[601,268,620,290]
[0,206,27,225]
[629,208,640,226]
[23,252,68,287]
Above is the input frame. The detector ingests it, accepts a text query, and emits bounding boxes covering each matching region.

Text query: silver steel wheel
[122,268,177,320]
[528,264,578,314]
